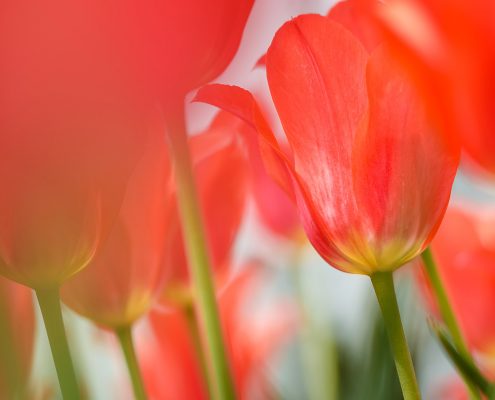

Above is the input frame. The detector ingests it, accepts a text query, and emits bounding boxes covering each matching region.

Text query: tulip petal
[194,84,294,198]
[350,45,457,269]
[328,0,382,53]
[266,15,378,271]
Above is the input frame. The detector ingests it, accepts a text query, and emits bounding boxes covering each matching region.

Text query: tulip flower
[195,2,458,397]
[61,119,171,331]
[58,121,170,400]
[0,2,151,398]
[139,265,297,400]
[370,0,495,176]
[58,119,247,399]
[0,278,35,399]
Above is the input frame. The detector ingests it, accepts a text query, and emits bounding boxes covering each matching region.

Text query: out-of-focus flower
[61,120,172,328]
[0,278,35,398]
[196,5,458,275]
[163,115,250,302]
[121,0,254,101]
[210,111,300,239]
[0,1,150,290]
[139,265,297,400]
[434,379,469,400]
[61,112,249,326]
[371,0,495,175]
[420,205,495,352]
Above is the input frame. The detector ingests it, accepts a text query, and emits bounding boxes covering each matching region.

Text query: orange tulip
[371,0,495,175]
[61,119,172,329]
[60,114,249,325]
[420,205,495,353]
[196,8,458,275]
[139,265,297,400]
[0,278,35,399]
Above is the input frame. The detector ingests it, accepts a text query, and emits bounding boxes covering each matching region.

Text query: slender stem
[35,287,80,400]
[421,248,480,400]
[370,272,421,400]
[184,304,214,399]
[164,104,235,400]
[116,326,147,400]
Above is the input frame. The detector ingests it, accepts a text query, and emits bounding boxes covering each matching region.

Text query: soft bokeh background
[23,0,495,398]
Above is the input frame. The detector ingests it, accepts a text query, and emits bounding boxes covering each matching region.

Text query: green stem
[164,104,235,400]
[184,305,214,399]
[35,287,80,400]
[370,272,420,400]
[116,326,147,400]
[421,248,480,400]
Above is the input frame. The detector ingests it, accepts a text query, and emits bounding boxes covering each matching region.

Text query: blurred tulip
[139,265,297,400]
[196,10,458,275]
[435,380,469,400]
[0,277,35,399]
[0,0,150,291]
[61,119,172,329]
[61,112,249,324]
[420,205,495,353]
[371,0,495,175]
[163,115,250,302]
[0,3,153,397]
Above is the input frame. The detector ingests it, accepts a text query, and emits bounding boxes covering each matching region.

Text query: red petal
[267,15,374,271]
[194,84,295,198]
[328,0,382,53]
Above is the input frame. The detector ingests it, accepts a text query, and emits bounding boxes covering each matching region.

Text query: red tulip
[420,205,495,352]
[139,264,297,400]
[61,119,172,328]
[0,1,150,290]
[371,0,495,175]
[196,7,458,275]
[163,115,250,299]
[0,278,35,398]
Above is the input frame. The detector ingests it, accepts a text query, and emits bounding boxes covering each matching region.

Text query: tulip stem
[35,287,80,400]
[164,104,235,400]
[370,272,421,400]
[116,326,147,400]
[184,304,215,399]
[421,248,480,400]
